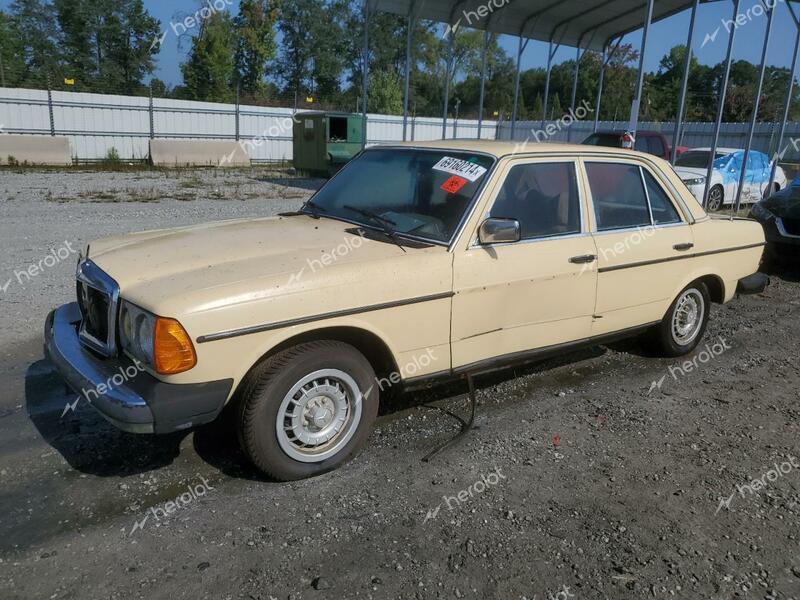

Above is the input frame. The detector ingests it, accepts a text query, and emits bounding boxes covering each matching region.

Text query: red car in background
[582,130,688,161]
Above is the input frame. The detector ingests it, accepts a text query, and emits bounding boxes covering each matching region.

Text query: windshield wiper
[342,205,406,252]
[300,199,326,219]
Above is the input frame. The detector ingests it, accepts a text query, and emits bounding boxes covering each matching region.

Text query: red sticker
[441,175,468,194]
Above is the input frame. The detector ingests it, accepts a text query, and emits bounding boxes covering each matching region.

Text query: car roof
[685,147,742,155]
[590,130,661,136]
[370,139,660,160]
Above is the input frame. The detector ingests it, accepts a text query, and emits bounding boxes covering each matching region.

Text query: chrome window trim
[76,259,120,356]
[591,221,688,238]
[469,159,585,249]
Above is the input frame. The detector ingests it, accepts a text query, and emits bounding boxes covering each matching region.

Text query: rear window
[586,163,651,231]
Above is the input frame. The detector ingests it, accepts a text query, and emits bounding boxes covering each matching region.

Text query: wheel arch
[231,325,401,402]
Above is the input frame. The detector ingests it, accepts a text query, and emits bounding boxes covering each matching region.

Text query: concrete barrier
[0,135,72,166]
[149,139,250,167]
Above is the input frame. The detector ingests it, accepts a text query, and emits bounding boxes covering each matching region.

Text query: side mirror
[478,218,521,245]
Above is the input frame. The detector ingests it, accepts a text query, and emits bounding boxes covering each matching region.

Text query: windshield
[306,148,495,244]
[582,133,620,148]
[675,150,726,168]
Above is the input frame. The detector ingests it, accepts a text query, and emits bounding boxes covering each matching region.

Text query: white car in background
[674,147,786,212]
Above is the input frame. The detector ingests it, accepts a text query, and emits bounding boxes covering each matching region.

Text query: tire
[647,282,711,357]
[707,185,724,212]
[237,340,378,481]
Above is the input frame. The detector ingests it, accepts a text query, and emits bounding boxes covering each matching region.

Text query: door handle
[569,254,597,264]
[673,243,694,251]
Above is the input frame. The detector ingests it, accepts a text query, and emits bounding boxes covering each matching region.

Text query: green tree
[180,11,236,102]
[234,0,278,100]
[52,0,158,94]
[275,0,346,103]
[367,68,403,114]
[7,0,61,87]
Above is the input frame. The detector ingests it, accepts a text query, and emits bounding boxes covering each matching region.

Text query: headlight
[120,301,157,366]
[119,300,196,374]
[682,177,706,186]
[750,202,774,221]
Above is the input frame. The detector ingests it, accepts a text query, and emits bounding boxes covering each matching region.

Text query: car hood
[763,186,800,218]
[88,215,446,317]
[674,166,708,180]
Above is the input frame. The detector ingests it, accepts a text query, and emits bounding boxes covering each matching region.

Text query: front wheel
[707,185,724,212]
[647,282,711,357]
[237,341,378,481]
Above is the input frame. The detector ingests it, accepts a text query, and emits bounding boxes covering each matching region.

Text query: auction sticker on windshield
[441,175,469,194]
[432,156,488,182]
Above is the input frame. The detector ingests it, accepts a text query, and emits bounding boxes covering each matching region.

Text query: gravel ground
[1,168,799,600]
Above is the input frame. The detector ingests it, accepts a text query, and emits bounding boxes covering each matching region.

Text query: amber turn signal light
[154,317,197,374]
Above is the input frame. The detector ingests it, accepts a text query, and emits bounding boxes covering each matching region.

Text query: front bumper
[44,303,233,434]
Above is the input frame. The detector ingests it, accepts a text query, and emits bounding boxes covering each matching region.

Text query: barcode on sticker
[432,157,487,182]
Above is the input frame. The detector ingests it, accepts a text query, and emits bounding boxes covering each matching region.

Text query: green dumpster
[292,112,363,177]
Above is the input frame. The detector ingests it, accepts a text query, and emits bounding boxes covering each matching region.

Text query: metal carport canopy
[372,0,718,50]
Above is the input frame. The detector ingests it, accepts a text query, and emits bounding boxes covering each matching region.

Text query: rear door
[582,158,695,336]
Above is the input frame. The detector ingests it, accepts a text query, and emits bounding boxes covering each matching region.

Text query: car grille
[76,259,120,356]
[781,218,800,236]
[77,281,110,343]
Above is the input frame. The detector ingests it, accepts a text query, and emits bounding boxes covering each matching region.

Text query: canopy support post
[511,35,529,139]
[671,0,699,164]
[629,0,654,138]
[402,2,415,142]
[442,30,455,139]
[541,40,558,128]
[477,30,490,139]
[361,0,371,149]
[733,0,775,216]
[769,3,800,194]
[703,0,741,209]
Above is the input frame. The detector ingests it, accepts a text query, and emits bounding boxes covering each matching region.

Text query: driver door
[451,158,599,370]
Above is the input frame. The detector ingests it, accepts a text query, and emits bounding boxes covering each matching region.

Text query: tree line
[1,0,797,123]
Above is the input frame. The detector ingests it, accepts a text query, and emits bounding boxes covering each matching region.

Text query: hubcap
[276,369,363,463]
[708,188,722,211]
[671,288,705,346]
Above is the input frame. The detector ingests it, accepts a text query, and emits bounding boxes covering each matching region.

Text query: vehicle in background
[582,130,686,161]
[674,148,786,212]
[750,175,800,261]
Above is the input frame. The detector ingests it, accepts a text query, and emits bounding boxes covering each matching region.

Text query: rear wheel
[707,185,724,212]
[647,282,711,357]
[237,341,378,480]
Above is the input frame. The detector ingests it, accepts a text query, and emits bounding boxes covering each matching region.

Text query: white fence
[3,86,800,163]
[0,87,499,162]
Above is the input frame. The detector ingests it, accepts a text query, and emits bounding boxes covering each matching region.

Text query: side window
[647,137,665,157]
[490,162,581,240]
[586,163,651,231]
[643,170,682,225]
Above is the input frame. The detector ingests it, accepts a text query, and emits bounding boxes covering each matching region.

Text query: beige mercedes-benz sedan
[45,141,768,480]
